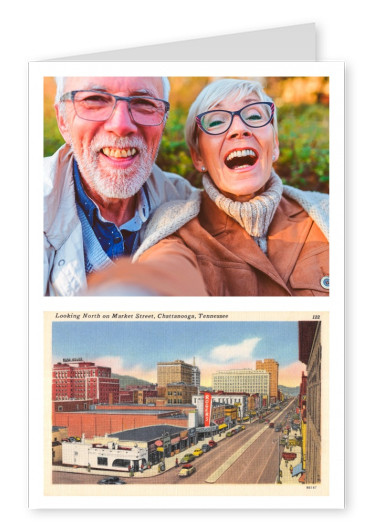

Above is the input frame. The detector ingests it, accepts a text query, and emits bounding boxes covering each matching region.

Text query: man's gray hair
[185,78,278,154]
[54,76,170,104]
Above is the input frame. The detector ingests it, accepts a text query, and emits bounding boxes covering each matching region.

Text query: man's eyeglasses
[195,102,275,135]
[60,90,170,126]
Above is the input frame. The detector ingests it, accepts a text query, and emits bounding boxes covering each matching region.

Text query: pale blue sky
[52,321,304,387]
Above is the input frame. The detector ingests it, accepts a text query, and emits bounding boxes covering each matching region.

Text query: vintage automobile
[179,464,196,478]
[97,476,126,485]
[180,453,195,464]
[201,444,211,453]
[208,440,217,448]
[193,448,203,457]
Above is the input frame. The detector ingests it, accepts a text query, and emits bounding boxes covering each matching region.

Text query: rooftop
[109,424,185,442]
[61,408,179,416]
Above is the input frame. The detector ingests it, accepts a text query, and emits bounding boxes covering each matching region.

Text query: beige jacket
[44,144,199,296]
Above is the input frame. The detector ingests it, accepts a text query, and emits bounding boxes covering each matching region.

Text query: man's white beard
[70,133,159,199]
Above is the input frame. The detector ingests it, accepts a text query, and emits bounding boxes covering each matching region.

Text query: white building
[212,369,270,399]
[62,435,148,471]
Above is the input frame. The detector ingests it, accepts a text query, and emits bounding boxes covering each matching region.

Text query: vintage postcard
[38,310,339,509]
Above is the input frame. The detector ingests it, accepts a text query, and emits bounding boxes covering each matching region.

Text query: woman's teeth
[226,149,257,161]
[225,149,258,169]
[102,147,137,158]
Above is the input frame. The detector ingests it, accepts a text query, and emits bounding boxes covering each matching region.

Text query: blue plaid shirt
[73,160,150,259]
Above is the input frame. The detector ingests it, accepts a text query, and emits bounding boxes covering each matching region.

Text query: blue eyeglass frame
[60,89,170,123]
[195,101,275,135]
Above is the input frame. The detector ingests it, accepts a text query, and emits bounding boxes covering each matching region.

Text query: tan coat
[89,191,329,296]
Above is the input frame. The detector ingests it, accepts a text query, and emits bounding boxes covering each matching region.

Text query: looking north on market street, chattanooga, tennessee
[51,319,322,486]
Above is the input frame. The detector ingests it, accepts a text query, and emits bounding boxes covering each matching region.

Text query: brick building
[118,387,158,404]
[157,360,196,388]
[255,359,279,401]
[166,382,198,404]
[52,360,120,405]
[52,405,192,439]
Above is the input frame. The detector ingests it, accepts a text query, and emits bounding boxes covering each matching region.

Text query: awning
[292,463,304,477]
[218,423,227,429]
[181,437,188,441]
[171,437,180,445]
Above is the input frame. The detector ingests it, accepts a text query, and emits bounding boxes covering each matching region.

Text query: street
[53,401,298,485]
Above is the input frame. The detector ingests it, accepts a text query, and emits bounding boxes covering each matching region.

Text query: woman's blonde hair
[185,78,278,154]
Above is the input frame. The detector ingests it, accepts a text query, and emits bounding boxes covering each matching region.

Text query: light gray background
[3,0,371,526]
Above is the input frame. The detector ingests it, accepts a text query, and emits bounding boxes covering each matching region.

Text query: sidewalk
[277,427,304,485]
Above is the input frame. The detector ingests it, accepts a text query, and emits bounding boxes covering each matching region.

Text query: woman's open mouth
[225,148,258,170]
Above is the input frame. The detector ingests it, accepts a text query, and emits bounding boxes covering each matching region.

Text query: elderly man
[44,76,197,296]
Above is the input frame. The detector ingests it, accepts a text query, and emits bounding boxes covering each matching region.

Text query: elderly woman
[88,78,329,296]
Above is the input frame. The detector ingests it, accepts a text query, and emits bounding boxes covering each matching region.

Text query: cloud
[209,337,261,362]
[93,356,157,383]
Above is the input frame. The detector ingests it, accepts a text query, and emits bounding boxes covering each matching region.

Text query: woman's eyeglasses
[196,102,274,135]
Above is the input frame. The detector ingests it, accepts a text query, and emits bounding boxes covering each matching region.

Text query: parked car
[240,425,245,430]
[180,453,195,464]
[179,464,196,478]
[269,422,275,428]
[226,431,233,437]
[97,476,126,485]
[208,440,217,448]
[201,444,211,453]
[193,448,203,457]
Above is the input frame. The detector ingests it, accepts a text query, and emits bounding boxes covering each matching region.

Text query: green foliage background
[44,77,329,193]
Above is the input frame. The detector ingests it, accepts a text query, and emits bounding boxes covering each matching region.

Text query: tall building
[212,369,269,398]
[192,357,201,388]
[157,360,195,387]
[299,321,322,484]
[256,359,279,400]
[52,360,119,404]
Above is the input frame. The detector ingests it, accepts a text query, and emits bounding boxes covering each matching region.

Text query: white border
[29,61,344,509]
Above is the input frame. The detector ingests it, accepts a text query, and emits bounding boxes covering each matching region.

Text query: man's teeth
[226,149,256,161]
[102,147,137,158]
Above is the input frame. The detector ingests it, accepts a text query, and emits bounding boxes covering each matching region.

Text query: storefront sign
[204,392,212,427]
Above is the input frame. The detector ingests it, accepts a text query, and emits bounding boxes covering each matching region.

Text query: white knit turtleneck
[202,170,283,253]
